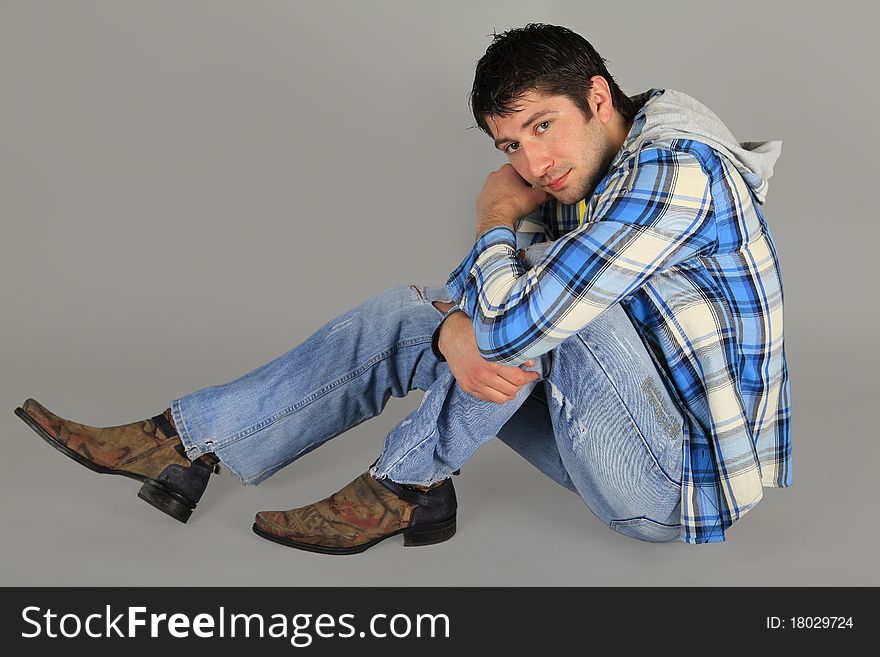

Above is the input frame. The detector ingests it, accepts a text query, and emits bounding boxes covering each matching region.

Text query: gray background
[2,0,876,586]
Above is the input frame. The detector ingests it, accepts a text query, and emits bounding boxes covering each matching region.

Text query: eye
[503,120,550,155]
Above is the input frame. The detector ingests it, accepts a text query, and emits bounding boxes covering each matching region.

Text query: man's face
[487,91,619,206]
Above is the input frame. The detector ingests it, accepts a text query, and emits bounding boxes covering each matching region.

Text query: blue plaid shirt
[446,108,791,544]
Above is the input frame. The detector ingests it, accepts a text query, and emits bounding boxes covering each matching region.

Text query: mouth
[546,170,571,191]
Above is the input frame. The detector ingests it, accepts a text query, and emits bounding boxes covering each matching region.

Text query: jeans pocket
[609,516,682,543]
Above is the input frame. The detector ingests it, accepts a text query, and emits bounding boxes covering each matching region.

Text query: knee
[367,284,449,331]
[368,284,424,314]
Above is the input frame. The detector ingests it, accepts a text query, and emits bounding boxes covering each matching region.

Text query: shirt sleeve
[447,199,556,315]
[513,201,553,252]
[446,147,716,365]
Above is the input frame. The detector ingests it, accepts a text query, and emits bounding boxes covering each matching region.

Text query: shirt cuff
[446,226,517,302]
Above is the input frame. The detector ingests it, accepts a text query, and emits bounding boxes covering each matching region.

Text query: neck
[608,111,634,154]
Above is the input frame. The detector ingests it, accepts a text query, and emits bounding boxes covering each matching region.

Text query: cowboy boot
[253,472,457,555]
[14,398,220,523]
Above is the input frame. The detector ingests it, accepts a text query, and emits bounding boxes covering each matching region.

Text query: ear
[588,75,615,124]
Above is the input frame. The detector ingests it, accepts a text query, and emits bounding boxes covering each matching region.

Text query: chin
[553,190,585,206]
[546,177,589,205]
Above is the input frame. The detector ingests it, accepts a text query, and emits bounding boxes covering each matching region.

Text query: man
[15,23,790,552]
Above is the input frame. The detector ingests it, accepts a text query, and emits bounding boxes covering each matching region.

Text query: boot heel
[403,516,456,547]
[138,480,195,524]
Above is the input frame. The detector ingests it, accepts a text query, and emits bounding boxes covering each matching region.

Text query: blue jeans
[171,284,685,543]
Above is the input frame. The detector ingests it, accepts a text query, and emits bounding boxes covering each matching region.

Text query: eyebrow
[493,110,559,149]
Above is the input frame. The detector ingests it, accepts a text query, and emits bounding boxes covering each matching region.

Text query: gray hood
[623,88,782,204]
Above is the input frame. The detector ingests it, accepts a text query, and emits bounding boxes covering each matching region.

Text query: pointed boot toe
[15,398,220,523]
[252,471,457,555]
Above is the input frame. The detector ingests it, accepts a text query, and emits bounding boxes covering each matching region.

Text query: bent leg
[370,350,550,486]
[171,284,454,485]
[372,300,687,543]
[495,384,577,494]
[546,303,686,543]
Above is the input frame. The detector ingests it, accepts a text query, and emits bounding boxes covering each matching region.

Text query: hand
[438,311,539,404]
[475,164,549,238]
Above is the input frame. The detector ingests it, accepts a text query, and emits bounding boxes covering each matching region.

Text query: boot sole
[252,515,456,555]
[14,406,197,523]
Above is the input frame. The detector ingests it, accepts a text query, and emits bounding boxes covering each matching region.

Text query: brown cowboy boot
[14,398,220,523]
[253,472,457,554]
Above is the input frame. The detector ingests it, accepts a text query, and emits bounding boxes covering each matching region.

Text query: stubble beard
[556,117,618,206]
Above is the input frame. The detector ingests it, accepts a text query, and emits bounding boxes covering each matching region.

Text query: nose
[521,143,553,181]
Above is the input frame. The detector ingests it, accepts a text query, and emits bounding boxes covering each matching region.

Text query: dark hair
[470,23,637,136]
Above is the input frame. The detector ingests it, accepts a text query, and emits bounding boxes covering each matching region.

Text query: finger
[494,368,525,387]
[496,366,540,387]
[521,360,541,382]
[491,390,517,404]
[473,370,519,398]
[472,386,513,405]
[486,376,521,398]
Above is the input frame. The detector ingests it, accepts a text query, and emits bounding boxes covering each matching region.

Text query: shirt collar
[574,88,664,225]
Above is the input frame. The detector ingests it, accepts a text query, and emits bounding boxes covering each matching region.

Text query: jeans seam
[171,399,205,458]
[240,414,371,485]
[376,430,437,479]
[213,336,433,451]
[576,333,682,487]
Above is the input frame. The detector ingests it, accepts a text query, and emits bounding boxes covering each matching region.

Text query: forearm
[447,150,715,365]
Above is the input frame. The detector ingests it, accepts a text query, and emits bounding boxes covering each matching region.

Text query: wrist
[433,309,464,361]
[476,210,516,236]
[475,222,516,243]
